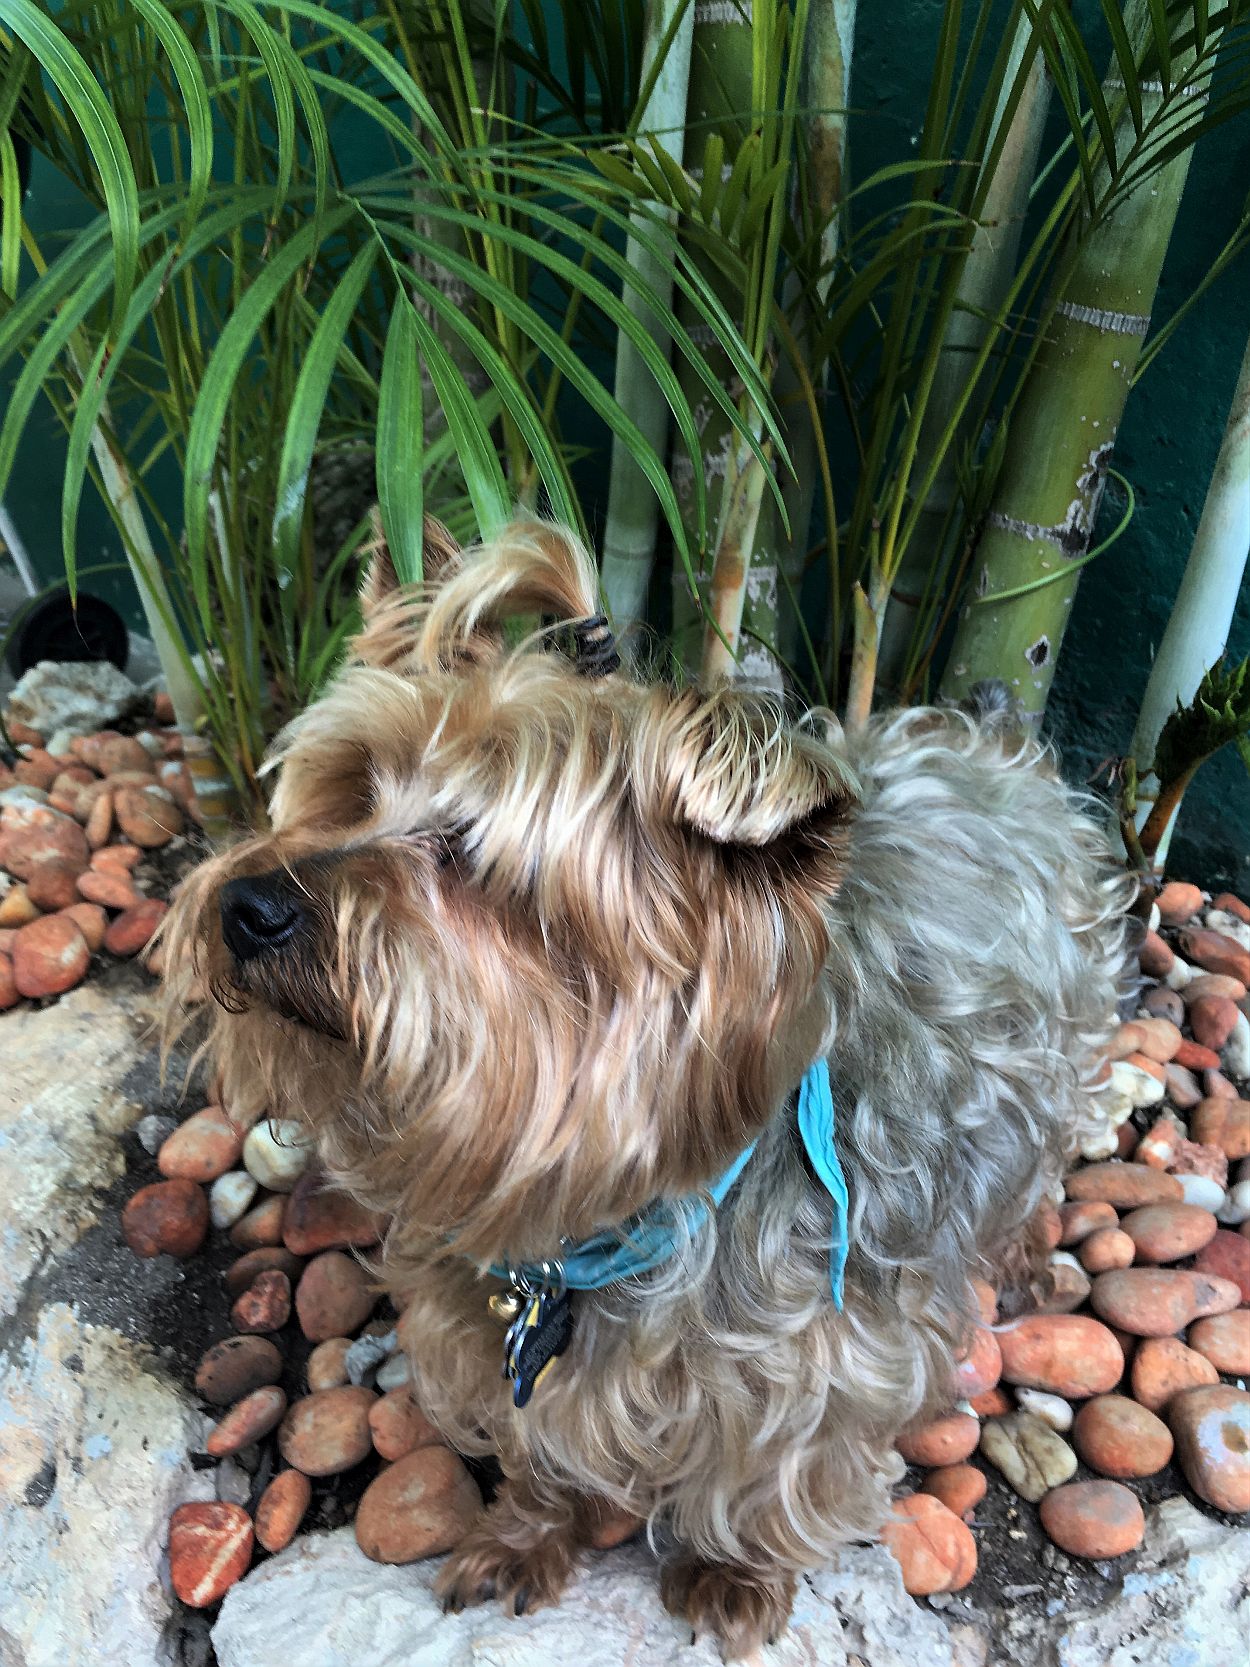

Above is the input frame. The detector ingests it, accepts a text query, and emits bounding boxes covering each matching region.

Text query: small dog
[166,518,1132,1656]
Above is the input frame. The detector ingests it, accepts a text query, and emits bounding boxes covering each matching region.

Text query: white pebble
[1165,955,1195,991]
[1148,902,1161,933]
[375,1350,411,1392]
[209,1169,259,1229]
[1015,1387,1074,1433]
[1110,1060,1163,1109]
[1176,1173,1227,1212]
[242,1119,313,1192]
[1049,1250,1083,1273]
[1079,1126,1120,1161]
[45,726,80,757]
[1216,1179,1250,1226]
[1222,1010,1250,1079]
[1205,908,1250,952]
[135,1113,178,1156]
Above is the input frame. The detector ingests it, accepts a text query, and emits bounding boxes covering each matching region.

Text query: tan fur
[163,517,1133,1657]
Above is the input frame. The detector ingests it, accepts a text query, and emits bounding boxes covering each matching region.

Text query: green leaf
[375,293,426,586]
[0,128,20,298]
[407,305,510,541]
[126,0,214,229]
[699,131,725,222]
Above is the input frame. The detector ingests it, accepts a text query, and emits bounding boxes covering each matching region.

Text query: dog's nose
[220,871,305,961]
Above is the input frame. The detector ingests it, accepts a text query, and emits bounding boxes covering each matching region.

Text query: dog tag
[504,1286,574,1409]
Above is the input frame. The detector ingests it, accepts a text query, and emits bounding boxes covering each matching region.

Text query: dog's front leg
[660,1552,797,1660]
[436,1469,586,1617]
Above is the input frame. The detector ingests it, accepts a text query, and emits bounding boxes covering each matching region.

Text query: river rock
[1177,1173,1229,1212]
[103,897,168,957]
[1136,1118,1182,1169]
[1072,1394,1173,1477]
[230,1194,288,1250]
[11,914,91,998]
[243,1120,314,1191]
[158,1105,245,1183]
[211,1170,260,1230]
[114,784,183,847]
[1015,1388,1073,1433]
[255,1469,313,1554]
[979,1410,1077,1502]
[997,1314,1124,1397]
[231,1270,292,1334]
[1191,1099,1250,1159]
[1156,881,1204,925]
[75,867,140,909]
[225,1246,305,1296]
[122,1177,208,1258]
[1059,1200,1118,1244]
[1193,1227,1250,1302]
[1064,1164,1182,1208]
[307,1338,354,1392]
[369,1388,442,1461]
[1039,1481,1145,1560]
[283,1172,386,1255]
[294,1251,377,1343]
[879,1493,977,1596]
[354,1445,482,1566]
[1139,929,1174,977]
[1090,1268,1236,1337]
[1188,1311,1250,1375]
[1179,926,1250,984]
[1119,1202,1218,1264]
[1191,994,1241,1053]
[278,1386,377,1476]
[1079,1227,1136,1273]
[207,1386,289,1458]
[953,1325,1002,1399]
[25,859,86,911]
[1168,1386,1250,1514]
[1129,1336,1220,1413]
[919,1463,986,1522]
[897,1411,980,1468]
[195,1336,284,1406]
[60,900,107,951]
[169,1501,253,1608]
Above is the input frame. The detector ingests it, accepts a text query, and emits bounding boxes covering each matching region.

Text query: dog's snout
[220,871,305,961]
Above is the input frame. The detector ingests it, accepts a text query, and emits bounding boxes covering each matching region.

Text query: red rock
[114,784,183,847]
[1171,1138,1229,1187]
[0,803,89,877]
[91,841,142,872]
[1142,985,1185,1024]
[1179,926,1250,984]
[6,720,42,746]
[278,1386,377,1476]
[1168,1386,1250,1514]
[953,1326,1002,1398]
[84,790,113,849]
[194,1336,283,1406]
[1037,1199,1063,1248]
[1132,1018,1182,1064]
[76,868,140,909]
[1037,1260,1092,1315]
[355,1446,482,1563]
[880,1494,977,1595]
[588,1507,645,1550]
[1039,1481,1145,1560]
[1189,1272,1244,1318]
[206,1385,288,1457]
[1156,881,1204,925]
[998,1315,1124,1398]
[1185,972,1248,1005]
[282,1173,386,1256]
[154,691,176,724]
[96,734,152,774]
[307,1337,354,1392]
[1119,1203,1218,1264]
[168,1502,253,1607]
[897,1411,981,1468]
[1125,1052,1166,1084]
[0,884,38,928]
[1191,1099,1250,1160]
[0,951,17,1009]
[369,1388,442,1461]
[225,1246,305,1296]
[1091,1268,1225,1337]
[254,1469,312,1554]
[25,859,87,912]
[1106,1021,1146,1061]
[1059,1201,1119,1244]
[122,1178,208,1258]
[1188,1311,1250,1376]
[1139,930,1174,977]
[1079,1227,1136,1274]
[157,1105,244,1183]
[969,1277,998,1326]
[1064,1165,1182,1209]
[13,755,57,790]
[919,1463,987,1522]
[1072,1394,1172,1477]
[230,1269,292,1333]
[1175,1039,1222,1072]
[1213,892,1250,924]
[59,901,107,952]
[1129,1336,1220,1413]
[230,1194,288,1251]
[1204,1069,1240,1101]
[103,898,167,957]
[1136,1119,1182,1170]
[294,1250,377,1343]
[1164,1064,1203,1110]
[1193,1227,1250,1303]
[968,1386,1013,1418]
[11,915,90,998]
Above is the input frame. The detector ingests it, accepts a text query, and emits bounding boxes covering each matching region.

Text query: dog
[165,517,1133,1656]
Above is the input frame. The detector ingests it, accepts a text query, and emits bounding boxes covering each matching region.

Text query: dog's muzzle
[220,870,306,962]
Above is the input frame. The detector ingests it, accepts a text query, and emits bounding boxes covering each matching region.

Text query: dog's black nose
[220,871,305,961]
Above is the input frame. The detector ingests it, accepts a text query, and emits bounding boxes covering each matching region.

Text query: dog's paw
[435,1524,574,1618]
[660,1556,795,1659]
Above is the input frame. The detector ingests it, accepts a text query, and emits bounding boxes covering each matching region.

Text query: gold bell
[488,1289,524,1324]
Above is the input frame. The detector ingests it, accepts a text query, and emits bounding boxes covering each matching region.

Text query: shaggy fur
[164,517,1134,1657]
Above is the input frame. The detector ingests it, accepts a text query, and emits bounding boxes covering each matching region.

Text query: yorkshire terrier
[166,518,1132,1657]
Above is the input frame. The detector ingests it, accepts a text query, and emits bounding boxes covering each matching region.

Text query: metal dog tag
[503,1280,574,1409]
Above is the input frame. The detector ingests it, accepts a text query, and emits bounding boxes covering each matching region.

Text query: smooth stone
[282,1171,386,1255]
[134,1112,177,1155]
[231,1270,292,1334]
[207,1386,289,1457]
[1188,1310,1250,1376]
[278,1386,377,1477]
[918,1463,987,1522]
[896,1411,980,1468]
[1217,1178,1250,1224]
[1164,1063,1203,1110]
[1059,1200,1118,1245]
[158,1105,245,1184]
[60,900,108,951]
[225,1246,305,1296]
[211,1170,260,1230]
[114,783,183,847]
[255,1469,313,1554]
[375,1351,411,1393]
[355,1447,483,1565]
[1079,1227,1136,1274]
[1072,1394,1173,1478]
[168,1502,253,1608]
[230,1194,288,1250]
[122,1178,208,1258]
[1191,994,1241,1053]
[1193,1227,1250,1302]
[1064,1164,1182,1208]
[1119,1202,1218,1264]
[294,1251,377,1344]
[1168,1386,1250,1514]
[1177,1173,1228,1212]
[1140,985,1184,1024]
[1136,1118,1182,1169]
[25,858,86,912]
[103,897,168,957]
[11,914,90,998]
[1178,926,1250,984]
[1172,1138,1230,1187]
[307,1337,354,1392]
[880,1494,977,1596]
[1131,1017,1182,1063]
[1015,1388,1073,1433]
[979,1411,1077,1502]
[1191,1098,1250,1159]
[1039,1481,1145,1560]
[194,1337,284,1407]
[368,1388,442,1461]
[952,1324,1002,1399]
[76,868,140,909]
[1090,1268,1230,1337]
[1140,930,1175,977]
[1156,881,1204,925]
[243,1120,314,1192]
[1037,1256,1092,1315]
[997,1315,1124,1398]
[1129,1336,1220,1414]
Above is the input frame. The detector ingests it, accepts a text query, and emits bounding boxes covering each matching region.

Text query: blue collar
[490,1058,848,1308]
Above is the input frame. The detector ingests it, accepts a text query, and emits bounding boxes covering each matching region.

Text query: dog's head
[165,519,857,1265]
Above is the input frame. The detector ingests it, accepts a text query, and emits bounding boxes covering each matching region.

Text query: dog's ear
[638,686,857,856]
[359,512,462,622]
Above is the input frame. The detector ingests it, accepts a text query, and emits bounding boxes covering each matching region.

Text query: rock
[375,1350,411,1393]
[211,1170,260,1230]
[75,868,140,909]
[91,840,142,872]
[997,1315,1124,1398]
[84,789,113,848]
[968,1386,1013,1418]
[979,1411,1077,1502]
[1090,1268,1233,1337]
[355,1446,483,1566]
[1192,1098,1250,1159]
[60,900,107,951]
[96,733,152,774]
[1039,1480,1145,1560]
[1141,984,1185,1024]
[225,1246,305,1296]
[0,881,39,926]
[158,1105,246,1183]
[1172,1137,1230,1186]
[1224,1012,1250,1079]
[1188,1310,1250,1376]
[368,1388,442,1460]
[1119,1202,1218,1263]
[1178,926,1250,984]
[1163,1063,1203,1109]
[1218,1177,1250,1224]
[243,1119,314,1192]
[1213,891,1250,923]
[122,1177,209,1258]
[230,1194,288,1251]
[11,914,91,998]
[0,950,16,1009]
[169,1501,254,1608]
[195,1337,284,1406]
[919,1464,987,1522]
[307,1337,354,1392]
[1190,994,1241,1052]
[588,1508,645,1551]
[952,1325,1001,1399]
[231,1269,292,1333]
[25,858,87,911]
[1079,1227,1136,1273]
[278,1386,377,1476]
[103,897,168,957]
[255,1469,313,1554]
[1175,1038,1221,1072]
[207,1386,289,1457]
[1015,1388,1073,1433]
[1193,1226,1250,1302]
[1059,1200,1118,1244]
[7,659,141,736]
[1139,930,1175,977]
[1135,1118,1182,1169]
[1177,1173,1228,1212]
[114,783,183,847]
[1064,1164,1182,1208]
[1072,1394,1173,1477]
[897,1411,980,1467]
[282,1172,386,1255]
[1168,1386,1250,1514]
[1036,1255,1091,1314]
[1156,880,1204,925]
[1189,1271,1244,1318]
[294,1250,377,1343]
[1129,1336,1220,1413]
[879,1494,976,1597]
[1131,1017,1182,1063]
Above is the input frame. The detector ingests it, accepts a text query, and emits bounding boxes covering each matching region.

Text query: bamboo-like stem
[1130,330,1250,869]
[599,0,696,658]
[939,4,1212,723]
[700,408,771,681]
[875,10,1050,695]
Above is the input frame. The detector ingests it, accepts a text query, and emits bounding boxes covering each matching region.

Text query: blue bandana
[491,1058,849,1306]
